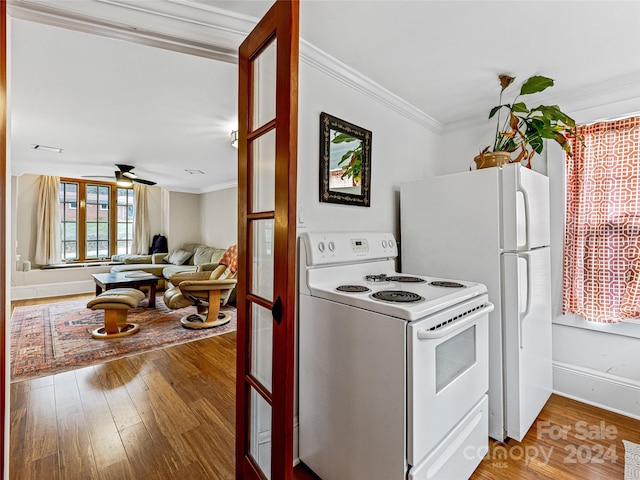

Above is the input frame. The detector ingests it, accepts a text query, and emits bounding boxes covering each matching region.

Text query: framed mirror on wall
[319,112,371,207]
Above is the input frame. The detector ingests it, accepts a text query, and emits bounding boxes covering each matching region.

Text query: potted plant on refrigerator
[475,74,579,169]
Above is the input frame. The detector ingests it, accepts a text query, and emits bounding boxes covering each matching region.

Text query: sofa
[110,243,232,290]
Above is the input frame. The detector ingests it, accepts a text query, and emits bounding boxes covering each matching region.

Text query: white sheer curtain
[131,183,150,254]
[34,175,61,265]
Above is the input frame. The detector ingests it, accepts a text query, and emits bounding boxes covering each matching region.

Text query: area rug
[625,440,640,480]
[10,296,237,382]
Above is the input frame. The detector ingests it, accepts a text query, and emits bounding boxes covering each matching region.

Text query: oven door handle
[416,304,494,340]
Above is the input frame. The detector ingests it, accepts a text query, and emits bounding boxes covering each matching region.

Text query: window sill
[553,314,640,339]
[40,262,121,270]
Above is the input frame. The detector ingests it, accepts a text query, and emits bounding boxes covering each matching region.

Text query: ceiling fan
[82,164,157,186]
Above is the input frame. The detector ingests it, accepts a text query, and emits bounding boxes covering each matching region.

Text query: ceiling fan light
[115,171,133,187]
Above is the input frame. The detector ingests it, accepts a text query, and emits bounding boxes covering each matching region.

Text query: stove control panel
[301,232,398,266]
[350,238,369,253]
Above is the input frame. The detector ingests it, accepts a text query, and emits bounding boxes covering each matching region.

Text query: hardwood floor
[471,395,640,479]
[11,333,237,479]
[9,297,640,479]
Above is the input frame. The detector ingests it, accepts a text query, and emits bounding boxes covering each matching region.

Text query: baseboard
[11,280,94,300]
[553,361,640,420]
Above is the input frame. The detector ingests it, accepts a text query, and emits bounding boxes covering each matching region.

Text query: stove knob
[328,241,335,251]
[382,240,388,248]
[388,239,394,248]
[318,242,325,252]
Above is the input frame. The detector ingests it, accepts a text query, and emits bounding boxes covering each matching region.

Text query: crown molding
[9,0,442,135]
[445,72,640,133]
[165,180,238,195]
[7,0,244,62]
[299,40,443,134]
[200,180,238,194]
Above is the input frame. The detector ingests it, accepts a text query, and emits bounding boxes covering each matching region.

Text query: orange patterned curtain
[563,117,640,323]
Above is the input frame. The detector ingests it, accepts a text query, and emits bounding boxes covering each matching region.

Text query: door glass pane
[436,325,476,393]
[251,219,274,301]
[251,304,273,391]
[252,129,276,213]
[252,39,276,129]
[249,387,272,480]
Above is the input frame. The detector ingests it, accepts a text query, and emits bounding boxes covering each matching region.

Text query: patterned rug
[10,296,237,382]
[625,440,640,480]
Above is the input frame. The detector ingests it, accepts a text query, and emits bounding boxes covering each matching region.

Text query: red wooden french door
[235,1,299,479]
[0,2,8,476]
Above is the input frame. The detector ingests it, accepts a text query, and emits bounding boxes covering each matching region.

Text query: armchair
[163,265,237,329]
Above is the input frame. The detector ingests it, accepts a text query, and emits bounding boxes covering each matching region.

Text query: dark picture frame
[319,112,371,207]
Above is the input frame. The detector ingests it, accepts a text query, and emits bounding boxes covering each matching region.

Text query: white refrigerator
[400,163,552,442]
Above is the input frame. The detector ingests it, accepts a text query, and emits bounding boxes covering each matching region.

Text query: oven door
[407,297,492,466]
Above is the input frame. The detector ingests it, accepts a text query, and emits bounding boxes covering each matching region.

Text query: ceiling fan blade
[115,164,135,173]
[133,178,156,186]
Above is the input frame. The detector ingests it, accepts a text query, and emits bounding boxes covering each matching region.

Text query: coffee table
[92,271,160,308]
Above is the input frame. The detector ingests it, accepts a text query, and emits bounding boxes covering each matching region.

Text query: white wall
[296,56,443,240]
[201,186,237,248]
[441,93,640,419]
[166,191,201,251]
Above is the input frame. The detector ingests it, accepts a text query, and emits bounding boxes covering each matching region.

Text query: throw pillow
[193,246,225,266]
[123,255,153,265]
[219,245,238,278]
[164,249,193,265]
[181,242,202,253]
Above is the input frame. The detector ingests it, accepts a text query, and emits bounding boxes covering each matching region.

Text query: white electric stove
[298,231,494,480]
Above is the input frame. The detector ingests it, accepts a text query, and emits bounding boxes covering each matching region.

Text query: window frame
[60,178,134,263]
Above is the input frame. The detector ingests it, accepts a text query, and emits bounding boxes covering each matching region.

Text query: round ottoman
[87,288,146,339]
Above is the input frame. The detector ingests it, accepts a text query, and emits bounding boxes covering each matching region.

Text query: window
[59,179,134,262]
[116,188,134,255]
[564,117,640,323]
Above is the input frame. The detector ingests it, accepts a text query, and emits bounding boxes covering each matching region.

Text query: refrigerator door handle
[519,253,532,349]
[518,175,531,251]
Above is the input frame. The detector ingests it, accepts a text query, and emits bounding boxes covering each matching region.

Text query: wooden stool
[87,288,145,339]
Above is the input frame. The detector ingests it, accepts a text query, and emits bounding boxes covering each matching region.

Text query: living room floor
[8,297,640,479]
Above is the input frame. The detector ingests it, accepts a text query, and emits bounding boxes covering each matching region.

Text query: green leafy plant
[332,133,362,185]
[484,74,578,164]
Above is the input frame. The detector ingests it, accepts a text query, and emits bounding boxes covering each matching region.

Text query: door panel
[0,3,6,475]
[251,304,274,391]
[236,1,299,479]
[502,248,553,441]
[252,39,277,128]
[249,386,273,476]
[251,219,274,301]
[501,163,551,251]
[251,130,276,213]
